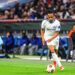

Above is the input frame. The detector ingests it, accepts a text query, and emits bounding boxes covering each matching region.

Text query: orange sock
[60,66,64,71]
[53,61,56,67]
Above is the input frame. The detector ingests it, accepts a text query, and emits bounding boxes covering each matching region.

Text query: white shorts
[44,36,59,50]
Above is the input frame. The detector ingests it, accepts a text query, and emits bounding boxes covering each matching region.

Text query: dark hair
[22,32,26,38]
[10,31,12,35]
[47,10,54,14]
[7,31,12,36]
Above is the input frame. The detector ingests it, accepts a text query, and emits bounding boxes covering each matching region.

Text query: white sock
[52,53,62,67]
[53,53,58,62]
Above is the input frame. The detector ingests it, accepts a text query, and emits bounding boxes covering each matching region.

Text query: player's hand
[42,37,45,45]
[47,39,52,42]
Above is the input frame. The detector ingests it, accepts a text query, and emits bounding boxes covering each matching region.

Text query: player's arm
[47,32,59,42]
[41,20,46,45]
[68,30,72,38]
[41,29,45,45]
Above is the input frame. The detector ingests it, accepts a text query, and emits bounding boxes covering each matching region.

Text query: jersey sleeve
[68,30,72,38]
[56,21,61,32]
[41,20,46,29]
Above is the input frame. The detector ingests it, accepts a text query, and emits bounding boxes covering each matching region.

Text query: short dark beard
[49,19,54,23]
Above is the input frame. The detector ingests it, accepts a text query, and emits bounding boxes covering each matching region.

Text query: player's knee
[51,51,55,53]
[55,50,58,54]
[50,49,55,53]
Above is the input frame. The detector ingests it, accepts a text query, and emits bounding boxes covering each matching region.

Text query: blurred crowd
[0,0,75,20]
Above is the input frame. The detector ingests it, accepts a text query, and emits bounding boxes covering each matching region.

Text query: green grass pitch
[0,58,75,75]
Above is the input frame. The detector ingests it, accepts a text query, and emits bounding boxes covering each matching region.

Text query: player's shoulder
[70,30,74,33]
[55,19,60,24]
[55,19,60,23]
[41,19,48,24]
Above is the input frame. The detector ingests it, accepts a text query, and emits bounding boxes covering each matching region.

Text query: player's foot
[60,66,64,71]
[53,61,56,67]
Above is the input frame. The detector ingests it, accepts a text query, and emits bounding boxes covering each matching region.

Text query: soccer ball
[46,64,55,73]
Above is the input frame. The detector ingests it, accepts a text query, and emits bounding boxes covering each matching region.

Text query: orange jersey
[68,30,75,38]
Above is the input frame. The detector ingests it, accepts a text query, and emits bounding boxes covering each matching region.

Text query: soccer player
[41,11,64,71]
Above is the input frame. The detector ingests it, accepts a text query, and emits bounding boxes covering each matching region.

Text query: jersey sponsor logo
[46,26,56,31]
[56,25,60,28]
[47,28,56,31]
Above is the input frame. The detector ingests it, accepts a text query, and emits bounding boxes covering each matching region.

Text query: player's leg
[55,50,58,54]
[53,39,59,67]
[53,49,58,67]
[48,45,64,71]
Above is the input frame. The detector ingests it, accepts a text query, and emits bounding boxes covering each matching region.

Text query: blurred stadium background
[0,0,75,75]
[0,0,75,58]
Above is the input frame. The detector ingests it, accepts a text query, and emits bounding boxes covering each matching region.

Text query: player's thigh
[48,45,55,53]
[55,43,59,54]
[46,39,55,53]
[55,37,59,54]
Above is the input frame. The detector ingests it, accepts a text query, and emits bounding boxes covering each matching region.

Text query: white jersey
[41,19,61,38]
[41,19,60,49]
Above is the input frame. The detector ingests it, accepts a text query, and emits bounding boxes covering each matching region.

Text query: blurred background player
[19,32,29,55]
[2,31,14,58]
[41,11,64,71]
[28,33,38,55]
[0,36,3,54]
[68,25,75,49]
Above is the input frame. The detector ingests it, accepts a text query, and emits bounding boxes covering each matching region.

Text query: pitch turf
[0,57,75,75]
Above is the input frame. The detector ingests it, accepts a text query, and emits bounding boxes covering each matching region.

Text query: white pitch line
[19,57,75,62]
